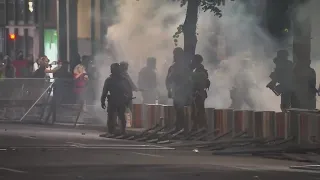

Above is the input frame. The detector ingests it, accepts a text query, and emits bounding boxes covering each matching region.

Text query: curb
[0,120,145,134]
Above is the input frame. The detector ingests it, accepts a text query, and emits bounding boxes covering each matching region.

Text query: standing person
[2,56,15,78]
[120,61,138,92]
[293,59,317,109]
[120,61,137,114]
[101,63,132,135]
[73,64,89,108]
[166,47,192,131]
[12,51,28,78]
[266,50,294,111]
[33,56,59,78]
[190,54,210,131]
[138,57,158,104]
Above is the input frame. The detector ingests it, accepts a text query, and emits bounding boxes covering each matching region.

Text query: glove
[101,103,106,109]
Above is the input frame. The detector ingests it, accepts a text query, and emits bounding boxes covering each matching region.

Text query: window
[27,0,35,23]
[7,0,15,23]
[0,0,5,25]
[16,0,25,22]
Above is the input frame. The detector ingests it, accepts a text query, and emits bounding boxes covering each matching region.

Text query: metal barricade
[0,78,53,122]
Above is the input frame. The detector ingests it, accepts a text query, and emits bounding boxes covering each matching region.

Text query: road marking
[132,152,164,158]
[20,135,37,139]
[0,167,27,173]
[66,142,86,147]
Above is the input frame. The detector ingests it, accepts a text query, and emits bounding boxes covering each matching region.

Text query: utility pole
[57,0,67,62]
[38,0,45,56]
[100,0,106,52]
[91,0,96,59]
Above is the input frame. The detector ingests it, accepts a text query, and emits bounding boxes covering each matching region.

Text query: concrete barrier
[233,110,254,137]
[162,105,175,130]
[275,112,289,139]
[254,111,275,139]
[298,113,320,144]
[287,112,300,143]
[205,108,215,132]
[131,104,143,128]
[143,104,163,129]
[213,109,233,136]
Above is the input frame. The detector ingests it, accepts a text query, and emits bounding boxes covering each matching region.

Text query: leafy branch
[173,0,235,46]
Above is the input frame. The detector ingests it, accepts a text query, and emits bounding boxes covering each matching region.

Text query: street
[0,123,319,180]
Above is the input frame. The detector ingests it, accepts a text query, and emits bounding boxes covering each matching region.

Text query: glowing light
[28,2,33,12]
[9,34,16,40]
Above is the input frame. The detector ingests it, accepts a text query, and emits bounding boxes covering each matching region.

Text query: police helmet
[119,61,129,71]
[193,54,203,64]
[173,47,184,55]
[110,63,121,74]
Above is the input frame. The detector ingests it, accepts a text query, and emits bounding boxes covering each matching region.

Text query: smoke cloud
[98,0,282,111]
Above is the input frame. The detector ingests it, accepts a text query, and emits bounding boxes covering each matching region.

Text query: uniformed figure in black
[166,47,192,131]
[138,57,158,104]
[293,59,317,109]
[190,54,210,131]
[101,63,132,135]
[266,50,293,111]
[120,61,137,112]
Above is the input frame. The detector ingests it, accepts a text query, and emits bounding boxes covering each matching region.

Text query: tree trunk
[292,4,313,109]
[183,0,200,64]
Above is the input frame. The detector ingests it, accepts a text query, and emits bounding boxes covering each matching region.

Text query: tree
[172,0,234,63]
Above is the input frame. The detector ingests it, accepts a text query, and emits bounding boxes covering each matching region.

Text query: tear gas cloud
[97,0,283,111]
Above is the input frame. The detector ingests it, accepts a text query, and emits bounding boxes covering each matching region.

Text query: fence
[130,105,320,145]
[1,78,320,149]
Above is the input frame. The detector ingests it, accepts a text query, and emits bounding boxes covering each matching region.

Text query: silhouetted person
[190,54,210,131]
[138,57,158,104]
[266,50,293,111]
[101,63,132,135]
[292,60,317,109]
[166,47,192,131]
[229,57,255,110]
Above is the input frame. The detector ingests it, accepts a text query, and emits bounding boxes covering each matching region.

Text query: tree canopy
[173,0,234,46]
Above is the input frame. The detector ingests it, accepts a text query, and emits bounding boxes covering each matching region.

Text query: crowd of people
[0,51,96,107]
[101,47,210,135]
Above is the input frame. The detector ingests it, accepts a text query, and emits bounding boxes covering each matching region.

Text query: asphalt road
[0,123,319,180]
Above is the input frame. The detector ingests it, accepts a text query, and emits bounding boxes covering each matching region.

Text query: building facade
[0,0,57,59]
[0,0,108,63]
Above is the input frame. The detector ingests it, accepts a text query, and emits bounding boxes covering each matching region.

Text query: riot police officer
[266,50,293,111]
[190,54,210,131]
[101,63,132,135]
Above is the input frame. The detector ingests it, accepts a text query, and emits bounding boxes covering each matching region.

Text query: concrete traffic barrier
[287,112,300,143]
[233,110,254,137]
[213,109,233,136]
[298,113,320,144]
[254,111,275,139]
[131,104,143,128]
[275,112,289,139]
[205,108,215,132]
[143,104,163,129]
[162,105,175,130]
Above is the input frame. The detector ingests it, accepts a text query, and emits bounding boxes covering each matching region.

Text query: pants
[173,100,184,131]
[173,95,190,131]
[280,91,292,111]
[107,103,126,134]
[191,94,207,131]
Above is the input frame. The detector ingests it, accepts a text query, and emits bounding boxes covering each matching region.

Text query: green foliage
[173,0,235,46]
